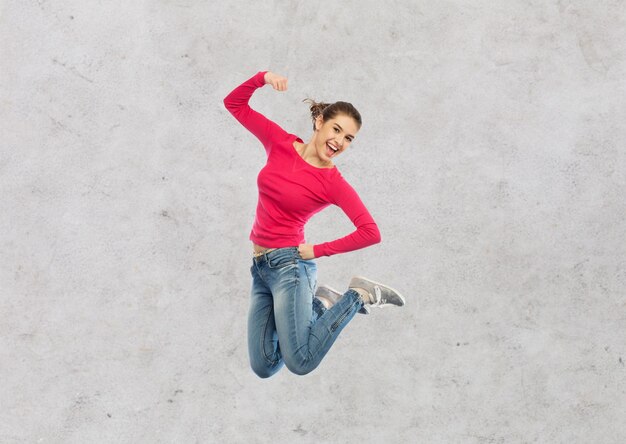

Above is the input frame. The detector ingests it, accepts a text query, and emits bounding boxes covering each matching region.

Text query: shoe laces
[371,286,384,306]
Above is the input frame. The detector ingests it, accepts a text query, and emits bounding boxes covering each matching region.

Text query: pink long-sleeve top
[223,71,381,258]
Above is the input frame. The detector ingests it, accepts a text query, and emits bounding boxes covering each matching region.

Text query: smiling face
[314,113,360,163]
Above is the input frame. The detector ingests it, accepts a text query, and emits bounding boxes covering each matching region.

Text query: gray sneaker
[315,285,370,315]
[349,276,405,308]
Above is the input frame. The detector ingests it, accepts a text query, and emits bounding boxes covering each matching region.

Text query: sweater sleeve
[223,71,289,153]
[313,175,381,258]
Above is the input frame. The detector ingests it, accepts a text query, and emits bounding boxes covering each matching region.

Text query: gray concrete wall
[2,1,625,443]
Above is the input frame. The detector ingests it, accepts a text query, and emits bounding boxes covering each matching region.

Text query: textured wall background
[2,1,625,443]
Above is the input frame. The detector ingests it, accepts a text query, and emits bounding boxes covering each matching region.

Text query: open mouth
[326,142,339,157]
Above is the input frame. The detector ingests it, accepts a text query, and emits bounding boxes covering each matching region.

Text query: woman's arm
[223,71,289,149]
[307,177,382,258]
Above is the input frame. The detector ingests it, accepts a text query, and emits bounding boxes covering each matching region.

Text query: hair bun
[302,98,362,131]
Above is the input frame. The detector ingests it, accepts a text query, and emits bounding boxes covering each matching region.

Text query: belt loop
[263,248,276,262]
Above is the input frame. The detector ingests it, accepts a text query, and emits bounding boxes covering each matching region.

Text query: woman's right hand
[264,72,288,91]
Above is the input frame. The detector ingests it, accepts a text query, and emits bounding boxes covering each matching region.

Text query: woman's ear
[314,115,323,131]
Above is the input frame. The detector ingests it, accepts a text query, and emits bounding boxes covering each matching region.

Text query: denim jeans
[248,247,364,377]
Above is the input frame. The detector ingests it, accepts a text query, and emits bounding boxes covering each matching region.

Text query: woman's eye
[334,127,340,133]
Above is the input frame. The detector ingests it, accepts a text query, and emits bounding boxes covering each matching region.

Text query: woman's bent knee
[250,361,282,379]
[252,368,273,379]
[284,358,316,376]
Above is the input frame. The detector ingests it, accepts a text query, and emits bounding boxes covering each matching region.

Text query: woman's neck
[300,138,333,168]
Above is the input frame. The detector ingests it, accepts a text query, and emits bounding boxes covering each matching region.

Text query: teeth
[328,143,338,152]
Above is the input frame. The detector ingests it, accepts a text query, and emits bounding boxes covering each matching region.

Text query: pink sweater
[223,71,381,258]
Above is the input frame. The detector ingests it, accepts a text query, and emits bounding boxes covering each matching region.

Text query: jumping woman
[223,70,405,378]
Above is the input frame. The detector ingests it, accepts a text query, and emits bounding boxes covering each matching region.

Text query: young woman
[223,70,405,378]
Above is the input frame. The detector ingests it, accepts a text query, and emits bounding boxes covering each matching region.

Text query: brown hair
[303,98,362,131]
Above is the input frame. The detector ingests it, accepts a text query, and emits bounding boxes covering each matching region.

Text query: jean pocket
[301,261,317,293]
[267,249,299,269]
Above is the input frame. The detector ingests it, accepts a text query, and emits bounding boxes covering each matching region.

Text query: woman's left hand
[298,244,315,260]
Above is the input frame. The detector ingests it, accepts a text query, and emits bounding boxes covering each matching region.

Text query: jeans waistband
[253,246,299,263]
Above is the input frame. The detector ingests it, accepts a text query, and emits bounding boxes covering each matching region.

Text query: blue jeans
[248,247,364,377]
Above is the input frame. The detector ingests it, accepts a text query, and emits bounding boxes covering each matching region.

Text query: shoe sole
[316,285,370,315]
[316,285,342,304]
[350,276,405,307]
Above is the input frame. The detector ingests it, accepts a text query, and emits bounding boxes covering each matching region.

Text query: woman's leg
[265,249,363,375]
[311,295,327,321]
[247,261,284,378]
